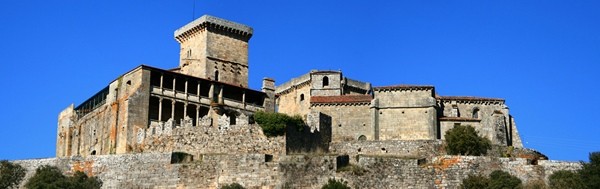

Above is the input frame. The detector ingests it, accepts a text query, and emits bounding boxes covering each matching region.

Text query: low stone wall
[12,153,581,189]
[329,140,443,160]
[341,156,435,188]
[142,123,285,157]
[538,160,582,181]
[428,156,581,188]
[13,153,176,189]
[279,155,338,188]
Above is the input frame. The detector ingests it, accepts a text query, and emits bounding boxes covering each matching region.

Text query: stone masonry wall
[310,72,342,96]
[378,107,437,140]
[440,101,513,145]
[276,83,311,116]
[140,122,285,157]
[13,153,581,189]
[329,140,444,161]
[312,104,373,142]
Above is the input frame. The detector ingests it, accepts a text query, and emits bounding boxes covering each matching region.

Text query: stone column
[171,100,176,120]
[197,82,201,96]
[158,97,163,122]
[370,98,380,140]
[184,102,188,119]
[209,83,214,102]
[173,78,176,92]
[218,85,224,104]
[160,73,163,90]
[184,80,188,95]
[195,106,200,127]
[242,91,246,109]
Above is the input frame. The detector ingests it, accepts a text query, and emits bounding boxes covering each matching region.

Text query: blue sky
[1,1,598,161]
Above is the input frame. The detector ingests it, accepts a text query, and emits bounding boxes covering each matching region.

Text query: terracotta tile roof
[373,85,434,91]
[311,95,373,104]
[438,117,481,122]
[437,96,504,102]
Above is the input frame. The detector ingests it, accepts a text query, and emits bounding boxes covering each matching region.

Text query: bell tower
[174,15,253,87]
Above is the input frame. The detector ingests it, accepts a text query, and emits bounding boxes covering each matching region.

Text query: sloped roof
[310,95,373,104]
[437,96,504,102]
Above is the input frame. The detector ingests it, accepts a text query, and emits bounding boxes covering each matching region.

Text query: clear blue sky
[1,1,598,161]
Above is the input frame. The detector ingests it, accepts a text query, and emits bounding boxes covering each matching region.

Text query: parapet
[437,96,505,104]
[174,15,254,42]
[374,84,435,92]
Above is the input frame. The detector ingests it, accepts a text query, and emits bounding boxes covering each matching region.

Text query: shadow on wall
[286,113,332,154]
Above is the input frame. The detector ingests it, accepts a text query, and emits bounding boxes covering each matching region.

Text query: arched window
[358,135,367,141]
[322,76,329,87]
[299,94,305,102]
[472,108,480,119]
[214,70,219,81]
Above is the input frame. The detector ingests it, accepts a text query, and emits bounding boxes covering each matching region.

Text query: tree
[579,151,600,189]
[25,165,102,189]
[444,125,491,156]
[25,165,68,189]
[253,111,304,137]
[321,178,351,189]
[67,171,103,189]
[0,160,26,189]
[460,170,521,189]
[487,170,521,189]
[548,170,585,189]
[460,174,489,189]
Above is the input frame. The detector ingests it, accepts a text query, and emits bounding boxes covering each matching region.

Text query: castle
[15,15,577,189]
[56,15,521,158]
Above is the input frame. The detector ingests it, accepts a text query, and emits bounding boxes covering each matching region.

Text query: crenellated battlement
[174,15,253,43]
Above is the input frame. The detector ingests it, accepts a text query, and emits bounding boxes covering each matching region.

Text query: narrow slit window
[322,76,329,87]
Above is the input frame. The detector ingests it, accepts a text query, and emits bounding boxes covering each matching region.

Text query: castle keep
[57,15,276,157]
[32,15,579,189]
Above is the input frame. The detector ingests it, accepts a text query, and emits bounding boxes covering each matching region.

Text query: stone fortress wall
[14,152,580,189]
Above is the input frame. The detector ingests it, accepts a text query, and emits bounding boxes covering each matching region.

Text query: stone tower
[174,15,253,87]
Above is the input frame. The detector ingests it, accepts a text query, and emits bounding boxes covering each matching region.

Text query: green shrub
[548,170,584,189]
[24,165,102,189]
[460,170,521,189]
[321,178,350,189]
[0,160,26,189]
[444,125,491,156]
[460,174,489,189]
[580,151,600,189]
[488,170,521,189]
[253,111,304,137]
[220,182,246,189]
[522,179,548,189]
